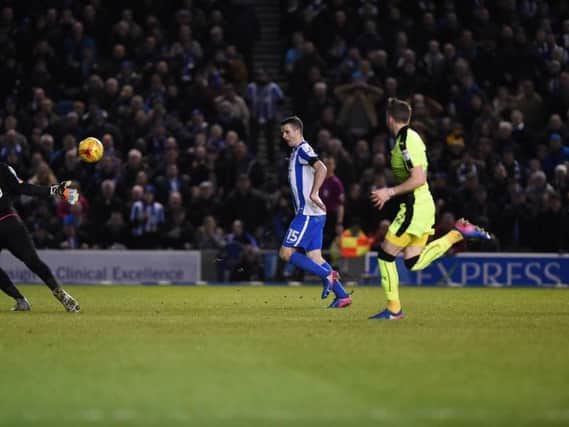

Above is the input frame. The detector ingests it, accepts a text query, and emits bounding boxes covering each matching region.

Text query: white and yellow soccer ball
[78,137,104,163]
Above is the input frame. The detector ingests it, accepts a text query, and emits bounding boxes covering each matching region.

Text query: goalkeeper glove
[50,181,79,205]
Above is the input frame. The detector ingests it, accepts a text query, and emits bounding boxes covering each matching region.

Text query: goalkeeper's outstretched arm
[1,163,79,204]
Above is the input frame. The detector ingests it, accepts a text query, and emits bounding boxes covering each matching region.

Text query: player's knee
[404,256,420,271]
[306,252,323,264]
[279,247,294,262]
[377,247,396,262]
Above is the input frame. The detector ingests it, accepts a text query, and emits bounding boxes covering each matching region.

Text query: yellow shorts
[388,193,435,239]
[385,231,431,248]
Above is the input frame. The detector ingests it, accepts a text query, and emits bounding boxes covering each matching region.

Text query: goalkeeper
[0,162,80,312]
[369,98,491,320]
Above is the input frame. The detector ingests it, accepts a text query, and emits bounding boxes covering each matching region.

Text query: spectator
[284,32,304,74]
[195,215,225,250]
[221,219,260,282]
[245,69,284,161]
[98,211,128,249]
[543,133,569,177]
[129,185,165,249]
[188,181,221,227]
[120,148,145,190]
[534,192,568,252]
[305,81,333,126]
[155,163,191,205]
[224,174,267,233]
[514,80,546,131]
[214,83,250,137]
[163,192,194,249]
[334,80,382,144]
[91,179,122,229]
[32,222,57,249]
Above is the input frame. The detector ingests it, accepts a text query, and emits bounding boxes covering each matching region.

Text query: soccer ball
[78,137,104,163]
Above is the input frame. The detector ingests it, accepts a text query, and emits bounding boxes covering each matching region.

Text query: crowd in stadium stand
[1,1,569,278]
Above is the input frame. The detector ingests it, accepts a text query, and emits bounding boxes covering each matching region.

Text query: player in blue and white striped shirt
[279,116,352,308]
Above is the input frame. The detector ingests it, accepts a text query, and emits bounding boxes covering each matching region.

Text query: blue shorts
[282,214,326,252]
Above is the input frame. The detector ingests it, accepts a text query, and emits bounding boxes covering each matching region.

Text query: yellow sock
[411,230,463,271]
[387,299,401,313]
[446,230,463,244]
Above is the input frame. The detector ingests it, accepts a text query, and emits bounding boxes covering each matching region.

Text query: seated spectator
[163,193,194,249]
[221,219,260,282]
[32,222,58,249]
[224,174,267,233]
[90,179,122,228]
[543,133,569,177]
[155,163,191,205]
[98,211,129,249]
[129,185,165,249]
[195,215,225,250]
[188,181,221,227]
[58,214,90,250]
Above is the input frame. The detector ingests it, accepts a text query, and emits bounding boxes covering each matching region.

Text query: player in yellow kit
[369,98,491,320]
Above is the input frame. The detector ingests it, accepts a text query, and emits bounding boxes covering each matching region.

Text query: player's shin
[407,231,462,271]
[378,249,400,313]
[289,252,330,279]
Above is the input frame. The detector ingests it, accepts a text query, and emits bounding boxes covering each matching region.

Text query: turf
[0,286,568,427]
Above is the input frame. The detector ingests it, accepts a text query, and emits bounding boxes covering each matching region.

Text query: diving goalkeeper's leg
[0,266,31,311]
[7,218,80,312]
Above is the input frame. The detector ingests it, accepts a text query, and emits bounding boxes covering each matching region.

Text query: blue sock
[321,261,349,298]
[320,261,333,286]
[289,253,330,279]
[332,281,349,298]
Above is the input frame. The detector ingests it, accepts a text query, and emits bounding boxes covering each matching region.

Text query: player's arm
[390,165,427,196]
[370,166,426,210]
[29,181,79,204]
[309,159,327,211]
[1,165,78,204]
[334,82,357,99]
[361,82,383,99]
[371,134,428,209]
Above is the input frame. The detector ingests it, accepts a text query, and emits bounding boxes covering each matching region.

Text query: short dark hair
[280,115,304,132]
[386,98,412,124]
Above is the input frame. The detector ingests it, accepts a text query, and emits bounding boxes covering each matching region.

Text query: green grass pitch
[0,285,568,427]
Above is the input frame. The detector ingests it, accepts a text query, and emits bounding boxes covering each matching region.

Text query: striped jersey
[246,82,284,122]
[288,141,326,216]
[130,200,165,236]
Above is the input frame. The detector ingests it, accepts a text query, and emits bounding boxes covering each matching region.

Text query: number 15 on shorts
[286,229,300,243]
